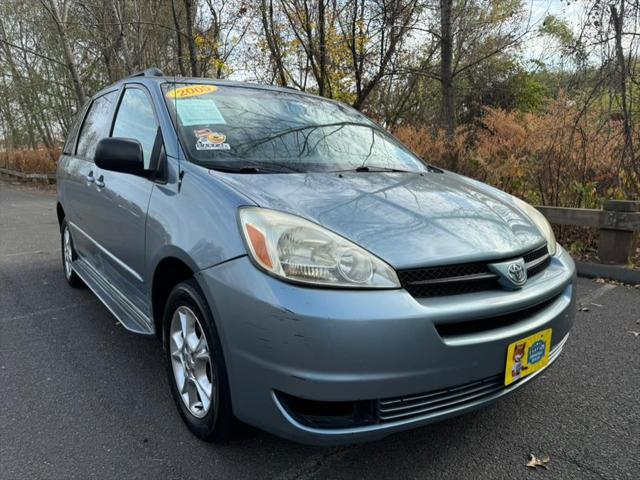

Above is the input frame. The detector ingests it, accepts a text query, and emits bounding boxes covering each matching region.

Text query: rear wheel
[164,279,235,441]
[60,219,84,288]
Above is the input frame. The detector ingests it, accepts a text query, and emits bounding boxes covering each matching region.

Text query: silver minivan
[56,69,576,445]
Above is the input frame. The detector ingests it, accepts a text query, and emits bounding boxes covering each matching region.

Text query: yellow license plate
[504,328,552,386]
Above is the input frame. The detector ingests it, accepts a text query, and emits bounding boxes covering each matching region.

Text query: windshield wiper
[209,162,302,174]
[333,165,418,173]
[208,164,258,174]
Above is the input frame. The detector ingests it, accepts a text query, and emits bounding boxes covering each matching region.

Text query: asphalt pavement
[1,178,639,479]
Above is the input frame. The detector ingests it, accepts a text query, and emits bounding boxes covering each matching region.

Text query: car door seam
[69,221,144,283]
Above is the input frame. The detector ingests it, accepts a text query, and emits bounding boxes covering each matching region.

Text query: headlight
[512,197,557,256]
[239,207,400,288]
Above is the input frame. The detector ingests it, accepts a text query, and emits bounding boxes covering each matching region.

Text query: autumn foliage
[3,101,636,261]
[5,98,637,210]
[1,148,60,174]
[394,100,635,209]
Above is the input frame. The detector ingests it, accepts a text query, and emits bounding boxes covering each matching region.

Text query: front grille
[398,244,550,298]
[377,334,569,423]
[378,374,504,422]
[276,334,570,429]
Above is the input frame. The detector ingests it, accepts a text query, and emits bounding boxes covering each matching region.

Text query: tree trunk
[171,0,186,76]
[0,76,16,167]
[110,0,135,74]
[261,0,288,86]
[183,0,199,77]
[439,0,456,169]
[440,0,455,137]
[349,1,363,103]
[0,18,48,150]
[44,0,86,107]
[317,0,327,96]
[610,2,638,194]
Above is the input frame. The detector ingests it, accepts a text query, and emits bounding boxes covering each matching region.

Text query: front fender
[145,161,254,281]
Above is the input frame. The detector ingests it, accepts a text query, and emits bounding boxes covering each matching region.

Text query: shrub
[394,101,639,263]
[2,148,60,174]
[394,99,633,208]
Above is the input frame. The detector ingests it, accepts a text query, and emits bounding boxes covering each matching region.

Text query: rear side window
[111,88,158,169]
[62,103,88,155]
[76,91,117,161]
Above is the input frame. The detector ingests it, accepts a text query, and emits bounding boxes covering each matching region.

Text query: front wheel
[164,279,235,441]
[60,219,84,288]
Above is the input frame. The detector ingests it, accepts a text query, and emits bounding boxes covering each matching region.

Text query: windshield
[162,82,427,173]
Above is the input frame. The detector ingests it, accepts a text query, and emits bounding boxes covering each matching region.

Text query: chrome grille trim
[377,333,569,423]
[273,334,571,435]
[398,244,550,297]
[408,272,497,286]
[378,375,503,421]
[525,252,550,270]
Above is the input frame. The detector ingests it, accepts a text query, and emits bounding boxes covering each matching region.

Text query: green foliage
[540,15,574,47]
[568,240,585,255]
[509,72,549,113]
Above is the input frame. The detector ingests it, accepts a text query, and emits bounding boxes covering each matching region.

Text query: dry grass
[1,148,59,174]
[393,101,639,259]
[394,100,634,208]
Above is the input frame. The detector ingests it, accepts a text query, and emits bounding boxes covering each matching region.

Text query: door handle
[86,171,94,183]
[95,175,105,188]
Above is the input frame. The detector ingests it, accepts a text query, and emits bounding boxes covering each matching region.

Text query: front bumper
[196,247,576,445]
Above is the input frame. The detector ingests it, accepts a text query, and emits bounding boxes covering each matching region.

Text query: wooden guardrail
[536,200,640,265]
[0,167,55,183]
[1,166,637,275]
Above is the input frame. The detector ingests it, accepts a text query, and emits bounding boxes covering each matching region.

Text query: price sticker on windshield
[176,97,226,126]
[166,84,218,99]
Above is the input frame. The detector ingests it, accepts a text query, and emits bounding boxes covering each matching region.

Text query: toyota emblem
[507,262,527,285]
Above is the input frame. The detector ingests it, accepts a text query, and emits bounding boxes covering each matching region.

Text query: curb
[576,261,640,285]
[0,167,56,183]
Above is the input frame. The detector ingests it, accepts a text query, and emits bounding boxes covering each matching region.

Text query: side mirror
[94,138,145,175]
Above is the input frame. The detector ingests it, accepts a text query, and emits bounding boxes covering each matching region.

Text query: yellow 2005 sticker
[166,84,218,99]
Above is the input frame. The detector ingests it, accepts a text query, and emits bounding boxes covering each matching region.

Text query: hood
[212,170,545,269]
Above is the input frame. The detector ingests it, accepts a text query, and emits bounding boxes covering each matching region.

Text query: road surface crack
[277,445,357,480]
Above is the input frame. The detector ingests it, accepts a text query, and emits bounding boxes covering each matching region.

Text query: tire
[60,219,84,288]
[164,279,235,442]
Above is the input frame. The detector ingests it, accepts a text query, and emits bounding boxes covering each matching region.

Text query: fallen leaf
[577,306,590,312]
[526,454,550,470]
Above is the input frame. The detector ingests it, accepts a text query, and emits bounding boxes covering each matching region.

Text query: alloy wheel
[169,306,215,418]
[63,226,73,280]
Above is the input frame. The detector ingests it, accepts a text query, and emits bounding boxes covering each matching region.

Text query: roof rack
[126,67,164,79]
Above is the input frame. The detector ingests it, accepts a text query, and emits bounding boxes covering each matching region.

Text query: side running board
[72,258,155,335]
